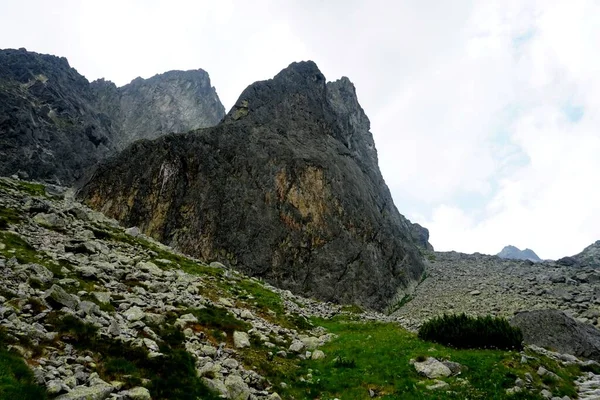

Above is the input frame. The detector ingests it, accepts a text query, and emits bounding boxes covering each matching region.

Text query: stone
[123,306,145,322]
[413,357,452,379]
[311,350,325,360]
[92,292,111,304]
[202,377,228,397]
[54,383,113,400]
[44,284,78,310]
[511,310,600,362]
[33,213,66,229]
[233,331,250,349]
[224,374,251,400]
[136,261,163,276]
[289,339,305,353]
[300,336,320,350]
[426,380,449,390]
[125,227,141,237]
[121,386,151,400]
[27,263,54,284]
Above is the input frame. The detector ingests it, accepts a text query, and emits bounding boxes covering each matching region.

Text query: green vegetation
[0,178,46,197]
[276,316,584,399]
[187,305,250,343]
[0,206,22,229]
[418,313,523,350]
[0,329,46,400]
[0,346,47,400]
[42,311,220,400]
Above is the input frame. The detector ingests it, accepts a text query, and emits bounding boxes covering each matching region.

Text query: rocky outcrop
[79,61,425,311]
[511,310,600,362]
[497,245,541,262]
[558,241,600,268]
[0,48,224,185]
[0,48,118,185]
[91,70,224,149]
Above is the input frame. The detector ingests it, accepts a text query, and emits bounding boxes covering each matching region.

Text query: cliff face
[0,48,117,184]
[0,48,224,184]
[91,70,225,149]
[79,61,425,311]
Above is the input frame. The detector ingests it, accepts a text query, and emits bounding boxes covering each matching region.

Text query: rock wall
[0,48,224,184]
[79,61,425,311]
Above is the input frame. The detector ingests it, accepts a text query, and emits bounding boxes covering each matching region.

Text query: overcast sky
[1,0,599,259]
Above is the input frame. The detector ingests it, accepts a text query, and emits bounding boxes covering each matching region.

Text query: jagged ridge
[79,61,426,311]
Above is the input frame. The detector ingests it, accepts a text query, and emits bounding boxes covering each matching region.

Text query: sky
[1,0,599,259]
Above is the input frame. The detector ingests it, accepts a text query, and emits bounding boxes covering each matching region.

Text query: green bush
[418,313,523,350]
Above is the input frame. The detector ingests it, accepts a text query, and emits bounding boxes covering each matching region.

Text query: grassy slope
[284,317,581,400]
[0,179,590,399]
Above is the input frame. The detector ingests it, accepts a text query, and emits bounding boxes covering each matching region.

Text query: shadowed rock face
[79,61,426,311]
[0,48,224,185]
[558,240,600,268]
[511,309,600,362]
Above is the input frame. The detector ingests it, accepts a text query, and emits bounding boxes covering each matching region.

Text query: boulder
[511,309,600,362]
[413,357,452,379]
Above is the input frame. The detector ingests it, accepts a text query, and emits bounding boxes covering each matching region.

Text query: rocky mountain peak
[79,61,428,311]
[497,245,541,262]
[0,48,225,184]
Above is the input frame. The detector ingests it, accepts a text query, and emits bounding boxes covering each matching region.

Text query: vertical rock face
[79,61,426,311]
[0,48,117,184]
[91,70,225,149]
[0,48,224,184]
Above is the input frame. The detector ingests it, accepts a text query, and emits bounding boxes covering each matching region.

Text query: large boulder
[510,309,600,362]
[78,61,426,311]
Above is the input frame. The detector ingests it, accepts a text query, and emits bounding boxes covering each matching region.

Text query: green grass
[0,329,46,400]
[0,231,65,279]
[0,179,46,197]
[279,317,579,400]
[0,346,47,400]
[186,305,251,343]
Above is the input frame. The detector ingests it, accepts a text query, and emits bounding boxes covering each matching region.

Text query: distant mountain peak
[497,245,541,262]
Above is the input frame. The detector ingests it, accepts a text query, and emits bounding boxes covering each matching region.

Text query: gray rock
[121,386,151,400]
[413,357,452,379]
[224,374,251,400]
[123,306,145,322]
[202,377,228,397]
[288,339,305,353]
[233,331,250,349]
[78,61,426,311]
[511,310,600,362]
[54,383,113,400]
[44,284,78,310]
[33,213,66,229]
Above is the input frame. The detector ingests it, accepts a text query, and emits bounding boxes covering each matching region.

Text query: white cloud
[0,0,599,259]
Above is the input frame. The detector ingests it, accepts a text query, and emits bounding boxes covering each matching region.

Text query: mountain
[557,240,600,268]
[497,245,541,262]
[0,48,224,185]
[1,177,591,399]
[78,61,427,311]
[91,70,225,149]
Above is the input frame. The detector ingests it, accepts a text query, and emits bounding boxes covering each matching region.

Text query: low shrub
[418,313,523,350]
